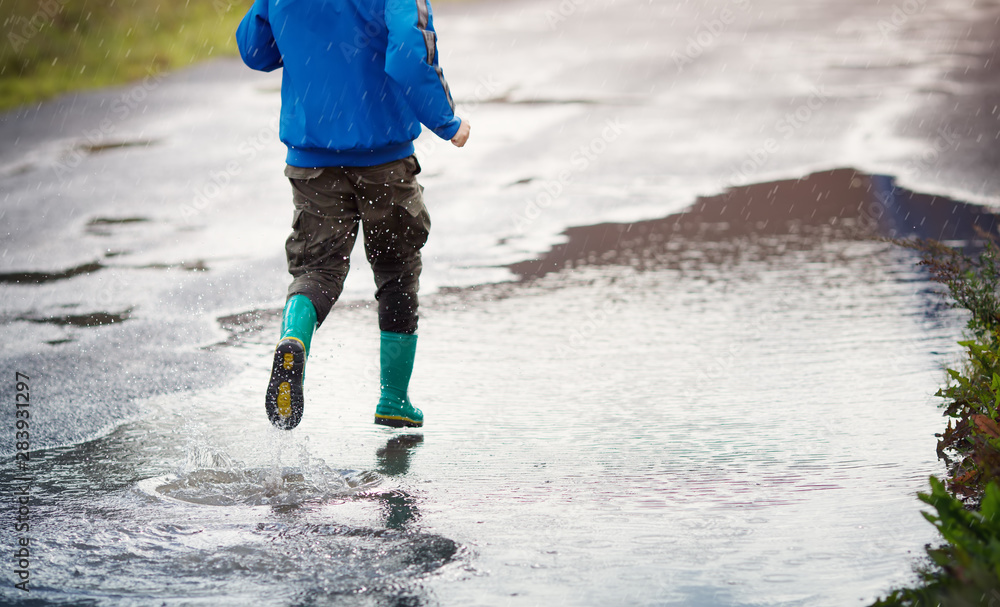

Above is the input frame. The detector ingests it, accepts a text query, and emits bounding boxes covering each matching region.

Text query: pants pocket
[285,209,307,273]
[393,197,431,251]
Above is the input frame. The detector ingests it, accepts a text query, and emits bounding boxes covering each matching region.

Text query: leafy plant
[873,478,1000,606]
[901,238,1000,341]
[872,238,1000,604]
[893,240,1000,495]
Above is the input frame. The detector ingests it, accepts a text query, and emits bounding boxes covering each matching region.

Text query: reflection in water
[510,168,999,280]
[376,434,424,530]
[377,435,424,477]
[0,261,104,284]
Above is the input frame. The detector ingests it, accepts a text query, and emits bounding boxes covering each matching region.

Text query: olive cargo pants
[283,155,430,334]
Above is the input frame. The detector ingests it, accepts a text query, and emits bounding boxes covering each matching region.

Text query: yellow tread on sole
[277,382,292,418]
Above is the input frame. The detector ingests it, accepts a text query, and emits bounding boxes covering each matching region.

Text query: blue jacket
[236,0,461,167]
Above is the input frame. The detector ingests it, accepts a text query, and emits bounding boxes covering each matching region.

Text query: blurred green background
[0,0,253,111]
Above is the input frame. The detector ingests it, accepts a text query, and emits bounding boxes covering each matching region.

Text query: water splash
[144,467,380,507]
[141,441,381,507]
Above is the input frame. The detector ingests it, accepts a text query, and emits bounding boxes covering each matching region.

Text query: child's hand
[451,119,471,147]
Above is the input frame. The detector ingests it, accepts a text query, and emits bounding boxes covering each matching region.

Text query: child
[236,0,470,430]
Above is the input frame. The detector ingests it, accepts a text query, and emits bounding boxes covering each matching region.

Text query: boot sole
[265,338,305,430]
[374,413,423,429]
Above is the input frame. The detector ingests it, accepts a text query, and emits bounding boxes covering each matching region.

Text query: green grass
[0,0,254,111]
[0,0,474,112]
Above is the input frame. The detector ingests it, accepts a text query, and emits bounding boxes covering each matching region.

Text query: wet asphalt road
[1,0,1000,604]
[0,0,998,450]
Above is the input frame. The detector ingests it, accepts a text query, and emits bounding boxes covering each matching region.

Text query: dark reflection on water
[0,261,105,284]
[18,308,133,328]
[510,168,999,280]
[375,435,424,531]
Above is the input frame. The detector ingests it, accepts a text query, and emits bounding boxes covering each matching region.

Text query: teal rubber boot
[374,331,424,428]
[265,295,317,430]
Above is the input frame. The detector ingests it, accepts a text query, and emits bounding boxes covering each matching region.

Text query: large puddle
[0,168,988,605]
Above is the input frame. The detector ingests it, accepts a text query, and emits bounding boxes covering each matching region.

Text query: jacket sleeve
[384,0,461,140]
[236,0,283,72]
